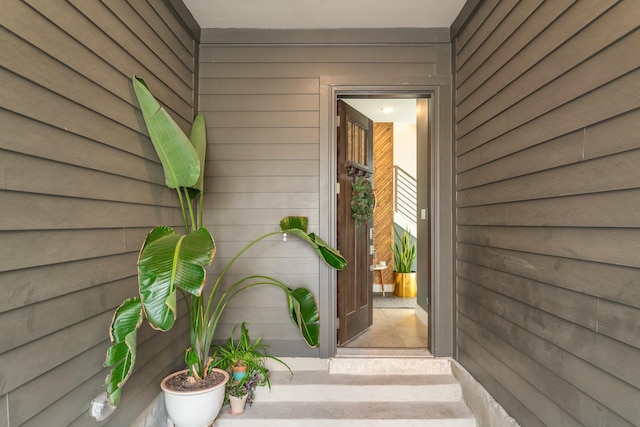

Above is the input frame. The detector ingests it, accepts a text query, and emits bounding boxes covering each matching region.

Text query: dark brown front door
[337,100,374,345]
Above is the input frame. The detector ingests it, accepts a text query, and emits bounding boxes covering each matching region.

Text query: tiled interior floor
[342,308,428,348]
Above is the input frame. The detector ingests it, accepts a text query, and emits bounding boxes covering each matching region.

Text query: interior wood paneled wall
[373,122,394,284]
[0,1,197,426]
[453,1,640,426]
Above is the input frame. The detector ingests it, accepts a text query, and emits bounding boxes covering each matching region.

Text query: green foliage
[104,298,143,406]
[226,370,262,406]
[281,217,347,271]
[212,322,288,376]
[350,177,375,226]
[103,76,347,406]
[138,226,215,331]
[131,76,199,190]
[213,322,290,404]
[389,227,416,273]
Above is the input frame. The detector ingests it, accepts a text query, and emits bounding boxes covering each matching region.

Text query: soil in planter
[164,370,227,392]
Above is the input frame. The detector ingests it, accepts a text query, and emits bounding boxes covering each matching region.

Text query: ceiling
[343,99,418,124]
[182,0,467,30]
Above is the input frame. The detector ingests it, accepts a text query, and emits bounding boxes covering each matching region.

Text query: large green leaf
[104,297,143,406]
[280,217,346,270]
[287,287,320,347]
[138,226,215,331]
[279,216,308,233]
[307,233,347,270]
[132,75,200,189]
[189,113,207,195]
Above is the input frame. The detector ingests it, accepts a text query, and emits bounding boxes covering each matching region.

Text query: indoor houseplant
[389,227,417,297]
[103,76,346,426]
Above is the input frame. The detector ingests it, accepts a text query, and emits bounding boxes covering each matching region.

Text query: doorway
[335,94,431,355]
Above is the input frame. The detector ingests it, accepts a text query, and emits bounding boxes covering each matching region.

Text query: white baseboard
[372,283,394,294]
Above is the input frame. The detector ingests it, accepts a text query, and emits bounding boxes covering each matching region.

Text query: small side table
[373,264,388,296]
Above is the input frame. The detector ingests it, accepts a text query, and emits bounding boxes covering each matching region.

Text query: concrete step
[213,358,476,427]
[214,400,476,426]
[255,370,463,402]
[328,357,452,375]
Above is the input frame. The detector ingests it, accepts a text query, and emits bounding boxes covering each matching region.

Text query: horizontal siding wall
[198,28,450,355]
[0,1,197,426]
[454,1,640,426]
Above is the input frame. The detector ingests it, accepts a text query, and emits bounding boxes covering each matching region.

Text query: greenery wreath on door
[351,177,375,226]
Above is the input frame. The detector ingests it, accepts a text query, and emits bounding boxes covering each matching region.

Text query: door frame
[318,76,455,358]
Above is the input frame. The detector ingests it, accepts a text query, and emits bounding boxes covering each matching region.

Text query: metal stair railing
[394,165,417,227]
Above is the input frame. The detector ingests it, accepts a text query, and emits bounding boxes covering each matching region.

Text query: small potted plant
[389,227,417,297]
[212,322,291,384]
[216,324,279,416]
[225,370,260,415]
[214,323,288,415]
[226,376,248,415]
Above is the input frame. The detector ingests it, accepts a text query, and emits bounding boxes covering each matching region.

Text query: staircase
[214,358,476,426]
[394,165,417,236]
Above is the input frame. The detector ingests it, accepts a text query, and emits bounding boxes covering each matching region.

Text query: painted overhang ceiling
[181,0,467,29]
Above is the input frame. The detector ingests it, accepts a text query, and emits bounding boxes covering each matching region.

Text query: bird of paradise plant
[104,75,346,406]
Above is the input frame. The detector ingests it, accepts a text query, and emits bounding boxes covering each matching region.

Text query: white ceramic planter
[161,368,229,427]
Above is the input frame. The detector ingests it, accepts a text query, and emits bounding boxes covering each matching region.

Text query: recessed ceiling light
[381,106,394,114]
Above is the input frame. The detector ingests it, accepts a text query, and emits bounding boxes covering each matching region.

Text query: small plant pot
[232,365,247,381]
[229,394,248,415]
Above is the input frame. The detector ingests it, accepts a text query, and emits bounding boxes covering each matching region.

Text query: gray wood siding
[198,29,449,355]
[454,1,640,426]
[0,1,197,426]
